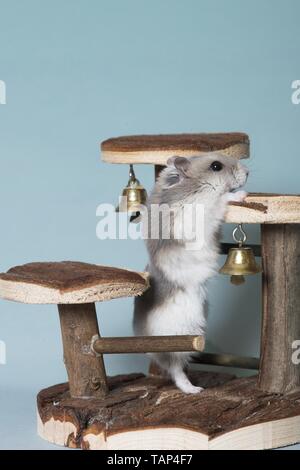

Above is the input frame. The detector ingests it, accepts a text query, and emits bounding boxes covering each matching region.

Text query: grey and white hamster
[134,153,248,394]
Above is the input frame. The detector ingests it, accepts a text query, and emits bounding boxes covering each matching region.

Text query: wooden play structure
[0,133,300,449]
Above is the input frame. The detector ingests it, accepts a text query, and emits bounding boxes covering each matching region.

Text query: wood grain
[58,303,108,398]
[258,224,300,393]
[37,371,300,450]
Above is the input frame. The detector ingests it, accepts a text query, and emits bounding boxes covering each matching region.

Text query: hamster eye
[210,161,223,172]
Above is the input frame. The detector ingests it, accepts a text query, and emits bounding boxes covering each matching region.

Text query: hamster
[133,153,249,394]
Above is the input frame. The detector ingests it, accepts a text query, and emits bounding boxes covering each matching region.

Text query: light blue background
[0,0,299,450]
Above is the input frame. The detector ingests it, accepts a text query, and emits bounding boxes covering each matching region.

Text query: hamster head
[157,153,248,203]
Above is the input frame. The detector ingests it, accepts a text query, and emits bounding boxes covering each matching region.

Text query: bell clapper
[219,224,262,285]
[230,275,245,285]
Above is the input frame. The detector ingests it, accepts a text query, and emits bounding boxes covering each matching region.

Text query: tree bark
[258,224,300,393]
[37,371,300,450]
[93,335,205,354]
[58,303,108,398]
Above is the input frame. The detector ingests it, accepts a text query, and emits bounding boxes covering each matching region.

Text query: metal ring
[233,224,247,245]
[129,164,135,179]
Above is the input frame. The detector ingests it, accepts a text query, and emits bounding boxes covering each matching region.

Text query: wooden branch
[191,352,259,370]
[150,352,259,376]
[92,335,205,354]
[58,303,108,398]
[258,224,300,393]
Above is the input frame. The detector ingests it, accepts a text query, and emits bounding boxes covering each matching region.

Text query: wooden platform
[37,371,300,450]
[0,261,149,304]
[226,193,300,224]
[101,133,249,164]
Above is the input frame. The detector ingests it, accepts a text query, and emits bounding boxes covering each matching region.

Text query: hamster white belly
[135,285,207,338]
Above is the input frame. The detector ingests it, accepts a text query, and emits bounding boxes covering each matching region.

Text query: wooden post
[58,303,108,398]
[258,224,300,393]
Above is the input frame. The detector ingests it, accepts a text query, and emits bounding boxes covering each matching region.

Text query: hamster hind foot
[170,363,204,395]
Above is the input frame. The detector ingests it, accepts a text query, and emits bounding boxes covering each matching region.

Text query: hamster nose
[240,163,249,176]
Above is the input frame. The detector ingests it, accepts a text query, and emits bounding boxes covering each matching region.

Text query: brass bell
[219,224,262,285]
[116,164,147,213]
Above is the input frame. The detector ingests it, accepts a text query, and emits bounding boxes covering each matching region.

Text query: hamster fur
[133,153,249,394]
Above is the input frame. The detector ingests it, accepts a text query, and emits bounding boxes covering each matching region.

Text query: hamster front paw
[227,190,248,203]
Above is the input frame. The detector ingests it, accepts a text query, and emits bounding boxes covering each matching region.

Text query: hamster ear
[162,156,190,188]
[166,156,190,176]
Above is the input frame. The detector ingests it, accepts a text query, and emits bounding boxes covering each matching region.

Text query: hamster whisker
[198,180,216,191]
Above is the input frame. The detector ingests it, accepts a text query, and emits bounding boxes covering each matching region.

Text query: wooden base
[37,371,300,450]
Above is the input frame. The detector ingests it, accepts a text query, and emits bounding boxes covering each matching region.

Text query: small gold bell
[219,224,262,285]
[116,164,147,213]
